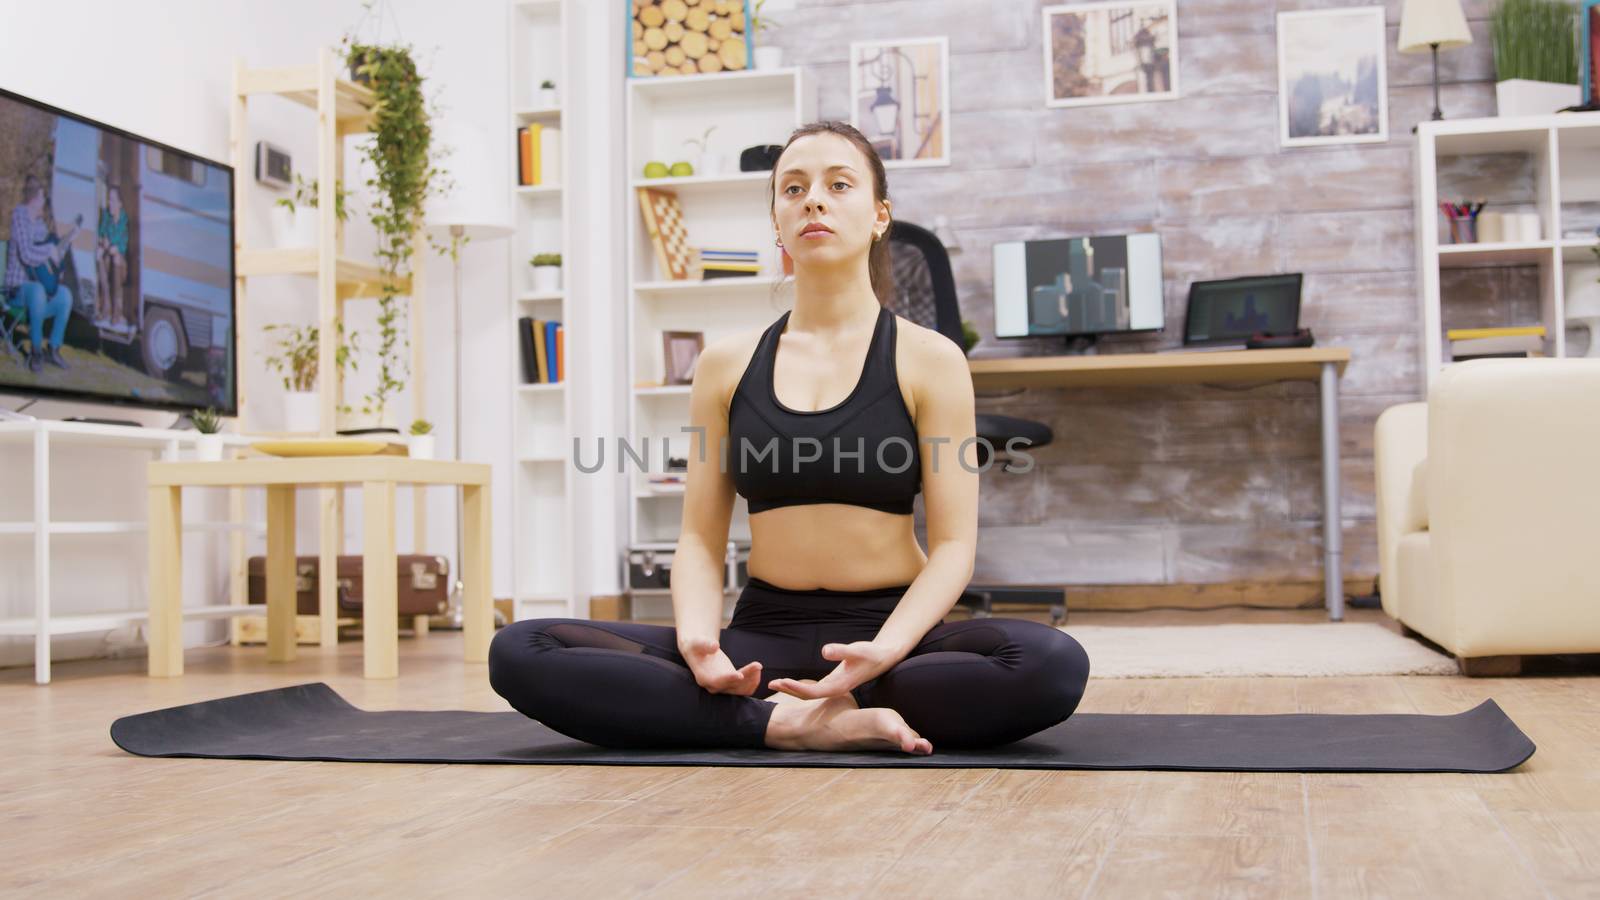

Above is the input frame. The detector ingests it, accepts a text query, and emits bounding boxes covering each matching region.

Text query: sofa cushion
[1407,458,1428,532]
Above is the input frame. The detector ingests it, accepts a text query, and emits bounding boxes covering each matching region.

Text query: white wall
[0,0,530,664]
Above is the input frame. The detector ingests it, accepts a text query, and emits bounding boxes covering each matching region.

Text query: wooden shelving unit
[506,0,575,621]
[1414,111,1600,391]
[623,65,814,618]
[227,45,429,646]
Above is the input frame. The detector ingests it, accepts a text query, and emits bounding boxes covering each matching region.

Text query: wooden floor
[4,605,1599,898]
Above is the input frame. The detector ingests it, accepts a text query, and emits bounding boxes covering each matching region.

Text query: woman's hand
[767,640,901,701]
[680,636,763,696]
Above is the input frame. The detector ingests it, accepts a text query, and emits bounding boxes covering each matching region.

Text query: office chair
[884,220,1067,624]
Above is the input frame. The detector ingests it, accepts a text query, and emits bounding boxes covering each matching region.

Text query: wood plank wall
[770,0,1519,594]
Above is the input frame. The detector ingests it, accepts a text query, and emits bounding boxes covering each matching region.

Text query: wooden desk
[146,456,492,678]
[968,348,1353,620]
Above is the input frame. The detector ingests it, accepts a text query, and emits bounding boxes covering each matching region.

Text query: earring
[775,235,783,246]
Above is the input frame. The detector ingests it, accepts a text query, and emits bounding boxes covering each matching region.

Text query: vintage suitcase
[246,554,450,618]
[623,541,749,594]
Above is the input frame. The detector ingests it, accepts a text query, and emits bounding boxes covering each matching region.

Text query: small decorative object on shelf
[751,0,783,70]
[662,330,705,385]
[638,187,697,280]
[1440,199,1485,243]
[630,0,753,77]
[538,79,558,107]
[530,252,563,292]
[961,318,980,354]
[191,407,225,461]
[269,174,353,249]
[684,125,723,176]
[408,418,435,459]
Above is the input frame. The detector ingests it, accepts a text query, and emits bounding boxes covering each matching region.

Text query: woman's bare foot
[764,694,933,755]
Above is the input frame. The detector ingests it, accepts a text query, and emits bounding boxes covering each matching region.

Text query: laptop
[1160,273,1303,352]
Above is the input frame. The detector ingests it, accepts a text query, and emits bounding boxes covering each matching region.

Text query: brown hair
[766,121,894,307]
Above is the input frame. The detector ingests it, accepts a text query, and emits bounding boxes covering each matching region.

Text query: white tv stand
[0,420,263,684]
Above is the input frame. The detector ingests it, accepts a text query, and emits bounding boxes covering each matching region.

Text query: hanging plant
[338,35,450,424]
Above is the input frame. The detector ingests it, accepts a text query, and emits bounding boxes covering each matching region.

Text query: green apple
[668,161,694,177]
[642,161,669,179]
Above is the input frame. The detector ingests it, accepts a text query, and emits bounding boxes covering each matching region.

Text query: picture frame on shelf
[663,330,705,385]
[849,36,950,169]
[1276,6,1388,148]
[629,0,755,78]
[1042,0,1179,108]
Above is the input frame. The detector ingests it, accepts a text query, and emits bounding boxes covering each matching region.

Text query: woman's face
[770,133,888,267]
[109,188,122,214]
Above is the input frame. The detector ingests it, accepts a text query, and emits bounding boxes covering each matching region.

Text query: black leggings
[488,576,1091,751]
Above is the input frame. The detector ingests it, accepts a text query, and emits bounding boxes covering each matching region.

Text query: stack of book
[1447,325,1547,361]
[698,248,760,280]
[516,124,562,186]
[518,317,564,383]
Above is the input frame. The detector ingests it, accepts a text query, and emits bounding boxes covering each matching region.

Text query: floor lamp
[423,215,512,627]
[422,120,508,624]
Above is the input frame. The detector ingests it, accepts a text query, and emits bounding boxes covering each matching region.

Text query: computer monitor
[993,233,1163,347]
[1182,273,1302,347]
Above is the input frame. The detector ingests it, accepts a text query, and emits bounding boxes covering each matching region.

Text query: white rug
[1059,623,1458,678]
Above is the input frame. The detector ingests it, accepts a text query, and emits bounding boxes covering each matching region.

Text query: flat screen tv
[992,233,1164,346]
[0,87,235,415]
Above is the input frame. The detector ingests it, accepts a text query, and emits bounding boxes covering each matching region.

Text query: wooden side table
[146,456,491,679]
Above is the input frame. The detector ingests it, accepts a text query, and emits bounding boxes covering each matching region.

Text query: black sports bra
[726,305,921,515]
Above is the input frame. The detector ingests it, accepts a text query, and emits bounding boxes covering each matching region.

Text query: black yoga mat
[110,682,1535,773]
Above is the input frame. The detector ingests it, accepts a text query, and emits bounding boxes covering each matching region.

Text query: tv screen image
[992,233,1164,340]
[0,87,235,414]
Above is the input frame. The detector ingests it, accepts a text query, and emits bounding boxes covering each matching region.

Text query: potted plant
[337,35,451,430]
[683,125,724,177]
[538,78,558,107]
[270,173,354,249]
[408,418,435,459]
[1491,0,1581,116]
[263,321,360,433]
[191,407,224,461]
[960,318,979,355]
[751,0,784,70]
[531,252,563,292]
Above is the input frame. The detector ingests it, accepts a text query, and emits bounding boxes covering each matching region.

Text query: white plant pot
[268,204,317,248]
[283,390,320,434]
[538,86,558,108]
[195,434,224,462]
[408,433,435,460]
[337,407,384,432]
[698,151,726,176]
[533,265,562,293]
[1495,79,1580,117]
[753,46,783,70]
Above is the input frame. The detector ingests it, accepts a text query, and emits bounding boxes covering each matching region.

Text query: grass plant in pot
[1492,0,1582,115]
[531,252,562,292]
[191,407,224,461]
[408,418,435,459]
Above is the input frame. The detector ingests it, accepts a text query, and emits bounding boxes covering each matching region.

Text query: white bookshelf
[1414,111,1600,391]
[506,0,574,620]
[623,66,814,615]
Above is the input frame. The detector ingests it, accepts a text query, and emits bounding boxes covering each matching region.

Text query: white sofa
[1374,358,1600,675]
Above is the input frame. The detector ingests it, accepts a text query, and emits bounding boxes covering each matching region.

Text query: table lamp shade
[1399,0,1473,52]
[425,120,512,240]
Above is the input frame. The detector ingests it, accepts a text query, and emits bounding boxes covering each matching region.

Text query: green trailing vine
[339,31,452,422]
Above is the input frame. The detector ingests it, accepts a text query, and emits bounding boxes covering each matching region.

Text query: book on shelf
[516,124,562,186]
[1445,325,1546,341]
[1449,333,1545,358]
[518,316,564,383]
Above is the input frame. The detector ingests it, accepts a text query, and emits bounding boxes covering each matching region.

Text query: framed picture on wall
[628,0,755,78]
[1277,6,1389,147]
[849,36,950,168]
[662,330,705,385]
[1042,0,1179,108]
